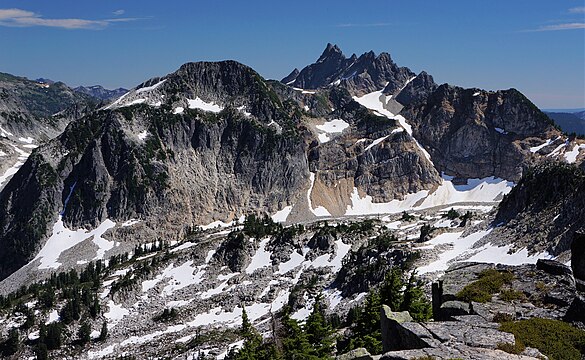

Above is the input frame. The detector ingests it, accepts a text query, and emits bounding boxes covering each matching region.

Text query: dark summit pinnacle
[317,43,344,63]
[283,43,415,95]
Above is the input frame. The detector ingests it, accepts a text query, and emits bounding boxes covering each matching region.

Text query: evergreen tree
[379,267,404,311]
[78,321,91,345]
[45,322,62,350]
[281,312,318,360]
[304,297,334,358]
[98,321,108,341]
[400,273,432,321]
[347,290,382,354]
[34,343,48,360]
[39,287,55,309]
[1,328,19,356]
[38,323,47,344]
[341,267,433,355]
[90,297,101,318]
[228,307,280,360]
[21,309,36,330]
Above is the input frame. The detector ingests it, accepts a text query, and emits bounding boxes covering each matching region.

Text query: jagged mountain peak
[284,43,415,96]
[317,43,344,62]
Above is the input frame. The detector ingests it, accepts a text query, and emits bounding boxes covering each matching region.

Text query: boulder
[422,322,515,350]
[536,259,572,276]
[564,294,585,323]
[380,305,431,352]
[380,343,542,360]
[336,348,375,360]
[439,300,471,320]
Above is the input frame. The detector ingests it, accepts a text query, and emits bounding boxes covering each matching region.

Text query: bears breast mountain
[0,44,583,360]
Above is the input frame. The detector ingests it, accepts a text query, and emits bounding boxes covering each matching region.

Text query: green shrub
[456,269,513,303]
[500,289,525,302]
[496,341,525,354]
[500,318,585,360]
[444,208,460,220]
[401,211,415,222]
[492,312,515,323]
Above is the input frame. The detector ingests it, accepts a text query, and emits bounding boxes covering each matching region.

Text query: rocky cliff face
[0,103,308,281]
[491,162,585,256]
[400,85,560,181]
[284,43,415,96]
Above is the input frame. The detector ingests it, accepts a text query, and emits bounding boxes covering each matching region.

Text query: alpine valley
[0,44,584,360]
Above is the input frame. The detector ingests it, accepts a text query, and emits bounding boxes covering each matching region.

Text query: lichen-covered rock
[380,305,437,352]
[380,344,541,360]
[336,348,376,360]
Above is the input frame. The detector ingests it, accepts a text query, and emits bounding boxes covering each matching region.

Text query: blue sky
[0,1,583,109]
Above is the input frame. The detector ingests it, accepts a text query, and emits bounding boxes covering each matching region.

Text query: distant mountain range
[35,78,128,101]
[73,85,128,101]
[544,110,585,136]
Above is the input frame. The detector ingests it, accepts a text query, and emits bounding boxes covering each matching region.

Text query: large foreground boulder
[380,343,543,360]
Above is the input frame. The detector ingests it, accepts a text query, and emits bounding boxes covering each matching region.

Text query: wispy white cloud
[336,22,394,28]
[523,22,585,32]
[569,6,585,14]
[113,9,125,16]
[0,8,141,29]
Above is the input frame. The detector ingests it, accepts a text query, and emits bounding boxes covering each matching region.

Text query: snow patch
[245,238,272,274]
[353,90,431,160]
[201,216,244,230]
[315,119,349,143]
[121,219,141,227]
[272,206,292,223]
[88,344,117,359]
[0,126,14,137]
[316,119,350,134]
[564,144,585,163]
[467,244,551,265]
[171,241,197,253]
[530,137,558,153]
[187,97,223,113]
[310,239,351,272]
[307,173,331,217]
[137,131,149,141]
[237,105,252,117]
[276,251,305,274]
[33,216,116,269]
[0,160,25,188]
[18,136,35,144]
[292,87,316,94]
[345,175,514,216]
[365,135,390,151]
[45,310,59,324]
[173,106,184,114]
[136,79,166,93]
[142,261,206,295]
[104,300,130,326]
